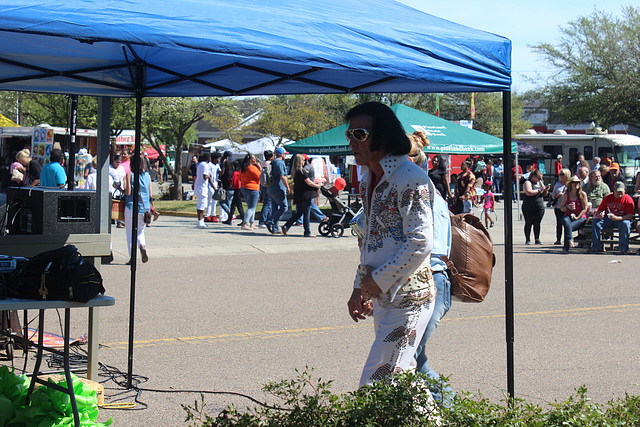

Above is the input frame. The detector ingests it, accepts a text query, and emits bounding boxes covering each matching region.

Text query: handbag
[139,191,152,225]
[213,187,226,201]
[111,188,125,221]
[111,198,125,221]
[441,213,495,303]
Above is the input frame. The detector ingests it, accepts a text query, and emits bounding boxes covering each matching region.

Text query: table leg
[64,308,80,427]
[87,306,99,380]
[26,309,45,399]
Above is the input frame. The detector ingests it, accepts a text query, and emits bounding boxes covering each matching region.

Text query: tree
[472,93,531,137]
[256,95,358,143]
[532,6,640,129]
[358,92,528,137]
[141,97,225,200]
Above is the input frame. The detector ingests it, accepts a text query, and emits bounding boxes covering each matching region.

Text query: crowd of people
[529,153,640,254]
[191,147,338,237]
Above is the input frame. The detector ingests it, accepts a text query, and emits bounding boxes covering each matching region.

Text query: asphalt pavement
[5,200,640,426]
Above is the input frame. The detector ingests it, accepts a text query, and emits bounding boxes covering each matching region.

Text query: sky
[398,0,632,93]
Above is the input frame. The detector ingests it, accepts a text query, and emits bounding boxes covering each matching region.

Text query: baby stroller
[318,186,357,238]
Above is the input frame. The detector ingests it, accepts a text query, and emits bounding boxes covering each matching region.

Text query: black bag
[7,245,105,302]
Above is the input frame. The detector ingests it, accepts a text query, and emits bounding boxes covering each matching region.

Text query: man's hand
[359,266,382,299]
[347,289,373,322]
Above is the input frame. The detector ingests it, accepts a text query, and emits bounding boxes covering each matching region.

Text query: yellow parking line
[101,304,640,350]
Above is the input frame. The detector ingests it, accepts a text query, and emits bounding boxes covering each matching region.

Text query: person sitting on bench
[589,181,635,255]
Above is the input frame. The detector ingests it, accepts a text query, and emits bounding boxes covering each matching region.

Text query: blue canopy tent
[0,0,516,402]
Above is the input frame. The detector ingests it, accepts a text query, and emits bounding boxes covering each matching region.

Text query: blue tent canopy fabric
[0,0,511,97]
[0,0,517,399]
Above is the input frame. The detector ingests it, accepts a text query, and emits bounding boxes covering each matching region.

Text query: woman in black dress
[429,154,452,201]
[522,169,549,245]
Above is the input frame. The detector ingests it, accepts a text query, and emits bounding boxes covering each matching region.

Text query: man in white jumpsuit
[345,102,435,387]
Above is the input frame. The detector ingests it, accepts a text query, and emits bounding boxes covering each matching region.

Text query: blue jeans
[267,186,288,229]
[284,199,313,236]
[414,271,454,405]
[562,216,586,250]
[259,186,272,225]
[296,198,327,224]
[219,189,233,214]
[493,177,503,194]
[241,188,260,225]
[591,217,631,252]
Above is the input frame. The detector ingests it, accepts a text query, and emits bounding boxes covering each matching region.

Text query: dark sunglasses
[345,128,370,142]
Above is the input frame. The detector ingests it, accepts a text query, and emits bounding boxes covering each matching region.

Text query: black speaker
[6,187,96,235]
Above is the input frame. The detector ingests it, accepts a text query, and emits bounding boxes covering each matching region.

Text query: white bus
[516,129,640,185]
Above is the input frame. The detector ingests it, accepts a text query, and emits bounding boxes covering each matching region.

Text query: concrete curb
[156,210,197,218]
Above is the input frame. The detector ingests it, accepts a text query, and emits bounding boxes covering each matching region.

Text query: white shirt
[85,171,97,190]
[208,162,220,189]
[109,164,126,195]
[354,154,434,301]
[194,161,209,195]
[109,164,126,185]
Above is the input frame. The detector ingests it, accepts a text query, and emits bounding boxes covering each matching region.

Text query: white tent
[203,138,235,151]
[230,136,294,159]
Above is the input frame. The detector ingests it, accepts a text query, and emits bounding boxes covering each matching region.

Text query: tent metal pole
[502,91,515,401]
[127,67,143,389]
[516,150,521,220]
[67,95,78,191]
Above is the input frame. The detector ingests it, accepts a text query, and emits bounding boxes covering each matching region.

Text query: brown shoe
[139,246,149,263]
[281,226,289,236]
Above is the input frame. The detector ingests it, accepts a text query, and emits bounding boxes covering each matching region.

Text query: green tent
[287,104,516,155]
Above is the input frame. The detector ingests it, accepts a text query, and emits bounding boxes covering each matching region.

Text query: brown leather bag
[441,213,495,303]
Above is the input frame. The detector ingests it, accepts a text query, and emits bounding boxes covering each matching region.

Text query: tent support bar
[0,57,131,90]
[144,62,237,93]
[348,76,398,92]
[502,90,515,402]
[127,68,145,390]
[238,67,325,94]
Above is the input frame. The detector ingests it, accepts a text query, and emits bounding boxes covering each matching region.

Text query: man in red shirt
[589,181,635,254]
[554,154,563,183]
[511,163,523,202]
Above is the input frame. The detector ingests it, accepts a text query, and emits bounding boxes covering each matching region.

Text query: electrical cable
[92,359,287,412]
[5,315,284,413]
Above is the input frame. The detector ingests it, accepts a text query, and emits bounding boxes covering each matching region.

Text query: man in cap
[589,181,635,254]
[265,147,290,234]
[607,162,625,191]
[554,154,563,184]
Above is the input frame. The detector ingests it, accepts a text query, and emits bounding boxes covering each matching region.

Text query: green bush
[183,368,640,427]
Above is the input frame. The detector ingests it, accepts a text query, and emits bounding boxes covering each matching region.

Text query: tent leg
[127,86,143,389]
[502,91,515,402]
[67,95,78,191]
